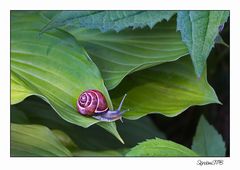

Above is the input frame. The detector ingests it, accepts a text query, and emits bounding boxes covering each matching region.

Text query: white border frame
[1,1,239,170]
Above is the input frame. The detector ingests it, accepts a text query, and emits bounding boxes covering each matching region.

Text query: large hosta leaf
[11,72,34,104]
[41,10,176,33]
[10,12,122,142]
[192,115,226,156]
[11,123,72,156]
[65,17,188,89]
[11,97,165,150]
[177,10,229,77]
[126,138,198,156]
[110,56,220,119]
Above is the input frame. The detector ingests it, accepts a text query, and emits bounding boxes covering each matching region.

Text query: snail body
[77,89,128,122]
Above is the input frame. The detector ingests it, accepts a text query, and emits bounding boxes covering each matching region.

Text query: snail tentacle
[93,94,128,122]
[117,94,127,111]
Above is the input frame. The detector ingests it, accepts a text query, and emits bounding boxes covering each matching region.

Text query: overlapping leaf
[192,115,226,156]
[11,97,165,150]
[110,56,220,119]
[11,122,126,157]
[177,10,229,77]
[65,17,188,89]
[11,123,72,156]
[11,72,34,105]
[41,10,176,33]
[10,11,122,142]
[51,129,79,152]
[126,138,198,156]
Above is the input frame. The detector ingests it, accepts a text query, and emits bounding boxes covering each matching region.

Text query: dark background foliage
[150,19,230,156]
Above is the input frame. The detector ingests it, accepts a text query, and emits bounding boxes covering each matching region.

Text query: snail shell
[77,89,128,122]
[77,90,108,116]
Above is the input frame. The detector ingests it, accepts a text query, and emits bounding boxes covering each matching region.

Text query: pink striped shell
[77,90,109,116]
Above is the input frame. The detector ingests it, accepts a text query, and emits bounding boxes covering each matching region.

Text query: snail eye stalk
[117,94,127,111]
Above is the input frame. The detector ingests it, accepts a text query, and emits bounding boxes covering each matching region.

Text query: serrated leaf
[11,97,165,150]
[11,123,72,156]
[41,10,176,33]
[10,11,122,142]
[110,56,220,119]
[177,10,229,77]
[191,115,226,156]
[65,16,188,89]
[126,138,198,156]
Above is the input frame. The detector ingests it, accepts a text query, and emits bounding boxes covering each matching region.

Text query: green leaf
[98,122,124,144]
[117,117,166,146]
[214,34,229,48]
[191,115,226,156]
[110,56,220,119]
[11,72,34,105]
[126,138,198,156]
[73,149,127,156]
[66,16,188,89]
[177,10,229,77]
[41,10,176,33]
[11,11,122,142]
[51,129,78,152]
[11,97,165,150]
[11,123,72,156]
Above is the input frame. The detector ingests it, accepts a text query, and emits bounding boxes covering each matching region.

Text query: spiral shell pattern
[77,90,109,116]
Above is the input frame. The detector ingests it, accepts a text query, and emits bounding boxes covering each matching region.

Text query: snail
[77,89,128,122]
